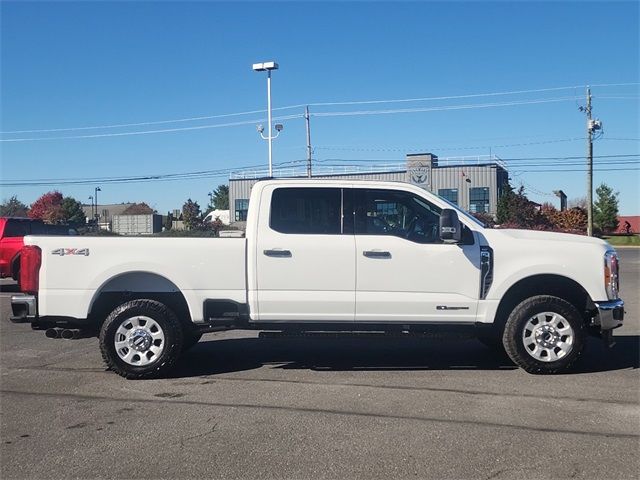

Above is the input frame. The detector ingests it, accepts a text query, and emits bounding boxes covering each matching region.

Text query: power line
[317,160,639,169]
[315,137,586,152]
[588,82,640,88]
[0,159,306,187]
[0,106,307,135]
[2,155,637,188]
[516,167,640,172]
[595,96,640,99]
[313,153,639,163]
[0,97,584,143]
[602,137,640,141]
[0,114,304,143]
[305,85,587,107]
[310,97,580,118]
[4,82,637,135]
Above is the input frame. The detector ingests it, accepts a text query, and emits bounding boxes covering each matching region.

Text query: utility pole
[586,87,594,236]
[305,106,312,178]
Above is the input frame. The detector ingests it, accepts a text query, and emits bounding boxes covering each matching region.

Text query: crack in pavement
[205,375,640,407]
[4,365,638,406]
[2,388,638,440]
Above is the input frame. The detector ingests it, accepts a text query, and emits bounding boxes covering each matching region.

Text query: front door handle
[363,250,391,259]
[264,249,292,258]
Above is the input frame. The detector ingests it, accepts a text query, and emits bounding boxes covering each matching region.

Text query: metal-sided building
[229,153,508,222]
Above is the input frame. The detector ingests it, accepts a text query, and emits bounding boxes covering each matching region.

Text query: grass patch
[602,235,640,246]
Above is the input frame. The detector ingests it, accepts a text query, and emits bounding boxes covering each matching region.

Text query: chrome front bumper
[10,295,37,323]
[593,299,624,331]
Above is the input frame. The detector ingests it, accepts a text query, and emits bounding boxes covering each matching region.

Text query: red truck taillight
[20,245,42,294]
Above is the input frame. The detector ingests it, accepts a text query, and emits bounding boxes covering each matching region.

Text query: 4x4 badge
[51,248,90,256]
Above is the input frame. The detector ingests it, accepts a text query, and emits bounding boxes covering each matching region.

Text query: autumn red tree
[29,191,65,224]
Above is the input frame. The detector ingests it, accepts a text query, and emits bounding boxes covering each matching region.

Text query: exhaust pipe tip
[61,329,75,340]
[45,328,60,339]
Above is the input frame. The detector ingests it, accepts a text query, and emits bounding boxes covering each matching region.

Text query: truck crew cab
[10,180,624,378]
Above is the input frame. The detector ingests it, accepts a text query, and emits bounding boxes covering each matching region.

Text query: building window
[235,199,249,221]
[469,187,490,213]
[269,188,341,234]
[438,188,459,205]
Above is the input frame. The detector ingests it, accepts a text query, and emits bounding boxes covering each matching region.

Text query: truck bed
[25,235,247,322]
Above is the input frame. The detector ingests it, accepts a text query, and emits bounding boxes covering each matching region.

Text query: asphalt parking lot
[1,249,638,479]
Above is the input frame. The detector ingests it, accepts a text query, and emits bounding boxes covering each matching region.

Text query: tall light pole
[88,195,93,224]
[252,61,279,177]
[94,187,101,225]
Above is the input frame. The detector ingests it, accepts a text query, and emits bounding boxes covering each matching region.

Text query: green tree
[0,195,29,217]
[61,197,86,224]
[163,211,173,231]
[593,183,619,233]
[207,184,229,211]
[496,182,516,224]
[496,183,541,228]
[182,198,202,230]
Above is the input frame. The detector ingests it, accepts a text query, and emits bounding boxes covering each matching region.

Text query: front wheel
[100,299,183,379]
[503,295,586,374]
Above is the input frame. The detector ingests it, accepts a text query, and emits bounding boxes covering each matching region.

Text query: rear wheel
[503,295,585,374]
[100,299,183,379]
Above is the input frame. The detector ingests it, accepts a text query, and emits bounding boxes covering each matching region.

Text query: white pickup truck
[10,179,624,378]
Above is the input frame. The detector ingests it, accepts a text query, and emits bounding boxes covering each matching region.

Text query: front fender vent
[480,246,493,300]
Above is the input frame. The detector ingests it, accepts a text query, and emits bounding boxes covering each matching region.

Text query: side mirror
[439,209,462,243]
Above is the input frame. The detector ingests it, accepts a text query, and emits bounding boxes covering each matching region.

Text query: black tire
[182,331,203,353]
[503,295,586,374]
[99,299,183,379]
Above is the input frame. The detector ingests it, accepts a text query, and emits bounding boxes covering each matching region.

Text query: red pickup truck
[0,217,76,280]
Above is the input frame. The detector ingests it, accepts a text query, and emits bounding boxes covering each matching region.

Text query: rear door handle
[363,250,391,259]
[264,249,292,258]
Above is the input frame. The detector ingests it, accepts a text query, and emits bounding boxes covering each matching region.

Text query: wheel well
[88,272,192,330]
[494,274,594,328]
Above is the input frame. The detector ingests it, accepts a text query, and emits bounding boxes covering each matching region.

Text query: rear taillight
[20,245,41,294]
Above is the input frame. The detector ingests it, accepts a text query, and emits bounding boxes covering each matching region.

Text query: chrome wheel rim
[522,311,574,362]
[115,316,165,366]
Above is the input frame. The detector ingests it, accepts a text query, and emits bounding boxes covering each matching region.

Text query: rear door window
[270,188,342,234]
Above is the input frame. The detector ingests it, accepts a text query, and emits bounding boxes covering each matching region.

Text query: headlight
[604,250,620,300]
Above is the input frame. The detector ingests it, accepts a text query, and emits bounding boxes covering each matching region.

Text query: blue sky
[1,1,638,214]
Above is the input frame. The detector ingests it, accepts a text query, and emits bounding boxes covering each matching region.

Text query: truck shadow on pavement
[171,335,639,378]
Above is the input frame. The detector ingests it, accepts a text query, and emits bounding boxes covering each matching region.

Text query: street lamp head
[96,187,101,192]
[252,61,279,72]
[274,123,283,132]
[256,124,265,133]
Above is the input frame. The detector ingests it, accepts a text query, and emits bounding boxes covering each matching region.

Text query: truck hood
[483,228,611,248]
